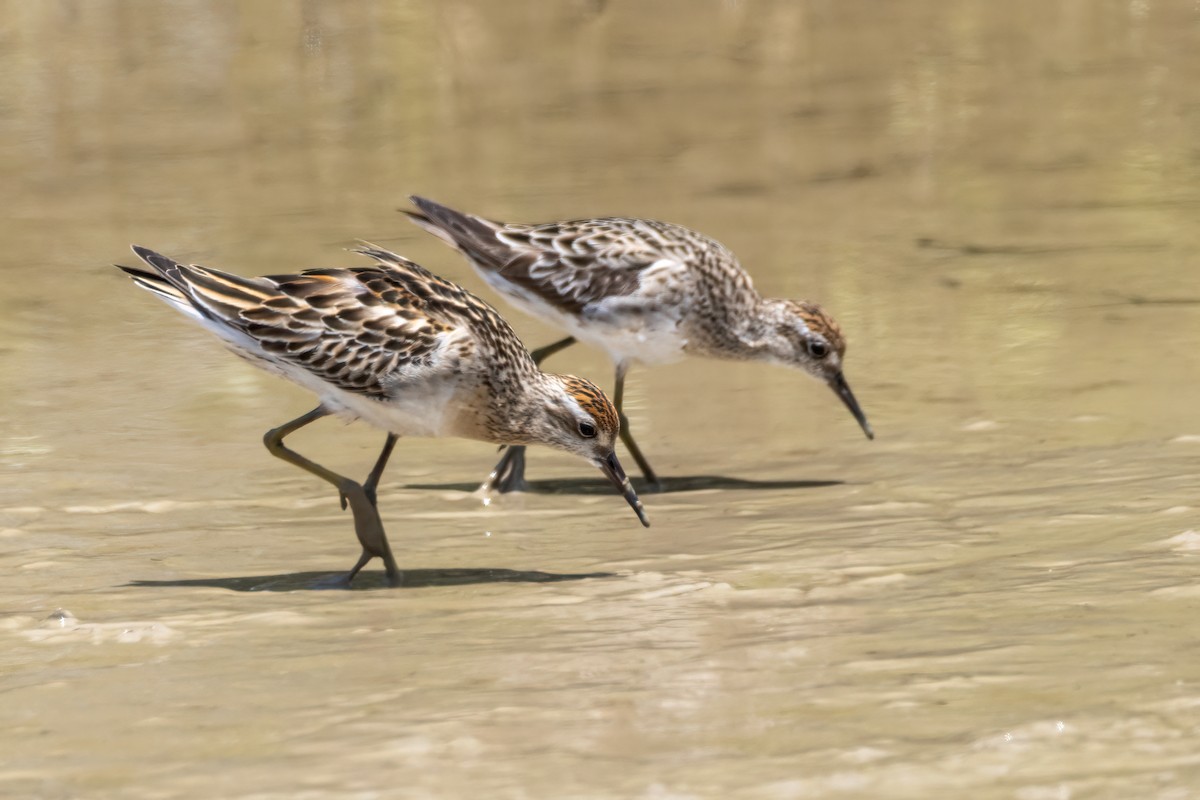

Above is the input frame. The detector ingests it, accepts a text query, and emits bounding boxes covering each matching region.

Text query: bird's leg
[363,433,399,507]
[263,408,402,587]
[613,361,661,491]
[485,446,530,494]
[485,336,577,494]
[338,435,400,583]
[529,336,578,365]
[342,433,401,585]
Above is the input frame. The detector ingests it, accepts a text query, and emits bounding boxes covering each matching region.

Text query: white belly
[475,268,689,367]
[319,380,476,438]
[228,343,482,440]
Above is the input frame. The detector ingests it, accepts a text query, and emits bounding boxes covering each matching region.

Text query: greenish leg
[263,408,402,586]
[613,361,661,490]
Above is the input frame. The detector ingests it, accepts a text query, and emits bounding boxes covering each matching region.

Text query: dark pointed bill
[830,372,874,440]
[597,452,650,528]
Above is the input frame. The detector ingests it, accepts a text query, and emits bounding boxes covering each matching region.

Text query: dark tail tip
[398,207,430,225]
[114,263,156,280]
[403,195,452,228]
[409,195,451,220]
[129,245,178,274]
[406,196,498,244]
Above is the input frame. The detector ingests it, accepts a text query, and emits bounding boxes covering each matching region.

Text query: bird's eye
[808,340,829,359]
[578,421,597,438]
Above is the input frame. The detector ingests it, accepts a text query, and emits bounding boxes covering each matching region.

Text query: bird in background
[404,195,874,494]
[116,244,648,587]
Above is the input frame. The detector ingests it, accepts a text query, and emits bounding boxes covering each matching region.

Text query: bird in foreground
[404,196,874,494]
[116,245,649,587]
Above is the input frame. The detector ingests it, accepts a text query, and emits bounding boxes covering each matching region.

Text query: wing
[124,246,484,398]
[407,197,684,314]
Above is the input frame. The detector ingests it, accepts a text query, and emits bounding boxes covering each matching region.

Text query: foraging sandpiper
[405,196,873,493]
[117,245,648,586]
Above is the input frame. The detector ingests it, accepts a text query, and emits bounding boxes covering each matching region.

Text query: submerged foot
[338,480,403,587]
[483,445,531,494]
[312,572,357,590]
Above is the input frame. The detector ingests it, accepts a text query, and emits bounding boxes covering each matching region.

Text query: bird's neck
[689,292,777,361]
[483,370,557,445]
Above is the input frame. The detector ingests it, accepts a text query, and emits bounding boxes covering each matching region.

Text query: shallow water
[3,1,1200,797]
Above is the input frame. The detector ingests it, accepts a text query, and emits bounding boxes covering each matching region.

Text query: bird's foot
[338,481,402,586]
[483,445,531,494]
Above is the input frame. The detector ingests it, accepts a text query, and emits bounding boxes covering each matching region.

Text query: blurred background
[2,1,1200,797]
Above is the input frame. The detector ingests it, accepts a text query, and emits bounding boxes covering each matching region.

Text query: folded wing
[119,246,473,398]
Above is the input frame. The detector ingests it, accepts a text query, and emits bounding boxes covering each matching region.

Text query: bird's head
[535,374,650,527]
[760,299,874,440]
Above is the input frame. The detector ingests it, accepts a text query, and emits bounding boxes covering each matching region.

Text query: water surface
[3,1,1200,797]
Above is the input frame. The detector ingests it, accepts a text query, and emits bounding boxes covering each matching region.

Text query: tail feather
[122,245,282,321]
[404,196,508,270]
[116,263,169,288]
[402,208,459,250]
[116,259,205,321]
[180,264,275,309]
[352,243,424,272]
[130,245,186,281]
[117,246,271,352]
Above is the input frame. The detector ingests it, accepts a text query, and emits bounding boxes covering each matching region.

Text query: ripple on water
[20,609,179,645]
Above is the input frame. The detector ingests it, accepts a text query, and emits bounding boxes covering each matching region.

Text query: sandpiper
[116,245,649,586]
[405,196,874,493]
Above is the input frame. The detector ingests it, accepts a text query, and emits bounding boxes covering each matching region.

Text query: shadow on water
[127,567,616,592]
[407,475,844,494]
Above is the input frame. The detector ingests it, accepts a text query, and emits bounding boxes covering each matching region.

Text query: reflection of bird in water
[405,196,874,494]
[116,245,649,587]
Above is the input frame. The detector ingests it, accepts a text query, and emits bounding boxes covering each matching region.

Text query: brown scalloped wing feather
[182,265,456,398]
[492,225,655,313]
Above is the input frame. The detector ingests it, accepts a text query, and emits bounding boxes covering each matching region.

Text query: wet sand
[3,1,1200,797]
